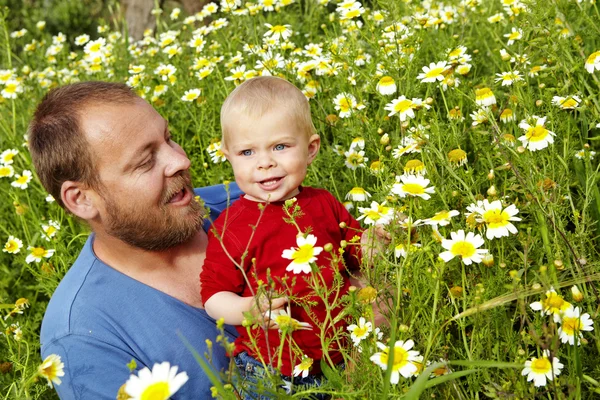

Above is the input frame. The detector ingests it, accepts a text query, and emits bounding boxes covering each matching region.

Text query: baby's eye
[241,149,253,156]
[274,144,287,151]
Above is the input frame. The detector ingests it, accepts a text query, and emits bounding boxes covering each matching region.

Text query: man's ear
[307,134,321,164]
[61,181,100,220]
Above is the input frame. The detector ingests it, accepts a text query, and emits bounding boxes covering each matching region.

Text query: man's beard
[101,172,204,251]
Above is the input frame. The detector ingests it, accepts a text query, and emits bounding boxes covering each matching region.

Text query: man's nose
[165,144,191,176]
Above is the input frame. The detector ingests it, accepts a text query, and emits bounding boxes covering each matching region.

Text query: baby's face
[223,109,319,202]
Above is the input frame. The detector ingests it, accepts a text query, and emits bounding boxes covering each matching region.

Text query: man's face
[82,98,203,251]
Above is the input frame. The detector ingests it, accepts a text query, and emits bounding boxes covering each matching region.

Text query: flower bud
[449,286,463,298]
[487,169,495,180]
[487,185,497,196]
[571,285,583,302]
[482,254,494,267]
[539,265,547,274]
[339,222,347,229]
[380,133,390,145]
[324,243,333,252]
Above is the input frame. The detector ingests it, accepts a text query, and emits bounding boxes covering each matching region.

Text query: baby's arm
[204,292,288,326]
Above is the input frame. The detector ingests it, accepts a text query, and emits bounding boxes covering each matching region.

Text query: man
[30,81,242,399]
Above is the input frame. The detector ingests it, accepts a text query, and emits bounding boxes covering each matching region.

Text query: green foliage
[0,0,600,398]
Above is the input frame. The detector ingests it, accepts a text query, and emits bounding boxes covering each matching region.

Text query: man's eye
[137,157,154,170]
[241,149,253,156]
[274,144,286,151]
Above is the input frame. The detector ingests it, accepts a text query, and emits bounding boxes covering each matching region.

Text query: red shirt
[200,187,362,376]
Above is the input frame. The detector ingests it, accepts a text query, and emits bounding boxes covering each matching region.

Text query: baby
[200,76,374,397]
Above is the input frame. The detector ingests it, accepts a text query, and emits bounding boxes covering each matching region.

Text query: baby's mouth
[259,177,282,187]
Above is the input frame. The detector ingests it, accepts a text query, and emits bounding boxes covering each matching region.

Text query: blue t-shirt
[40,183,243,399]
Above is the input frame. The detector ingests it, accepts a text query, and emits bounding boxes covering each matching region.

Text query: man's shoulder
[195,182,243,230]
[40,235,99,345]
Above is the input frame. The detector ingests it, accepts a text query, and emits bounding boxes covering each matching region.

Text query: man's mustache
[161,172,193,205]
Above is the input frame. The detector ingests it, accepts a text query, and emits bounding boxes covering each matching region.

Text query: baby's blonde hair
[220,76,316,149]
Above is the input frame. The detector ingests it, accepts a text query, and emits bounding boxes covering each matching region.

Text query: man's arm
[43,335,139,400]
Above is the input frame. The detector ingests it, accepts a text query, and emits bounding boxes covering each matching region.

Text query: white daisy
[439,230,488,265]
[125,362,189,400]
[281,234,323,274]
[521,350,563,387]
[558,306,594,345]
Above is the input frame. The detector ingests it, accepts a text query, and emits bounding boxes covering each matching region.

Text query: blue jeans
[233,351,331,400]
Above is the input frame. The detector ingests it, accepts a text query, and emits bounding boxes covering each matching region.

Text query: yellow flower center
[5,241,18,252]
[526,125,548,142]
[379,76,394,86]
[542,293,570,313]
[270,25,287,34]
[448,149,467,163]
[475,88,492,99]
[404,159,424,172]
[31,247,46,257]
[530,357,551,374]
[450,241,476,258]
[0,166,12,176]
[89,43,102,52]
[587,51,600,64]
[449,48,462,58]
[292,244,315,264]
[298,357,313,370]
[346,153,364,165]
[482,209,509,228]
[402,183,425,195]
[425,67,445,78]
[432,211,450,221]
[364,210,383,221]
[394,99,413,113]
[391,346,410,371]
[345,9,361,18]
[560,98,577,108]
[140,382,170,400]
[562,316,582,337]
[353,325,369,338]
[5,83,17,94]
[39,358,60,380]
[508,32,520,40]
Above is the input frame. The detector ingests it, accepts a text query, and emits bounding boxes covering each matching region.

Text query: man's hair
[220,76,316,148]
[28,81,138,208]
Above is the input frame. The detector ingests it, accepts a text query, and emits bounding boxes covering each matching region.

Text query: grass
[0,0,599,398]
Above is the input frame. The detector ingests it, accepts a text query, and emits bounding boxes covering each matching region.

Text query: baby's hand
[250,294,288,329]
[360,224,391,262]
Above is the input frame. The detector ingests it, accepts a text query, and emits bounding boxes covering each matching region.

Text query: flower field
[1,0,600,398]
